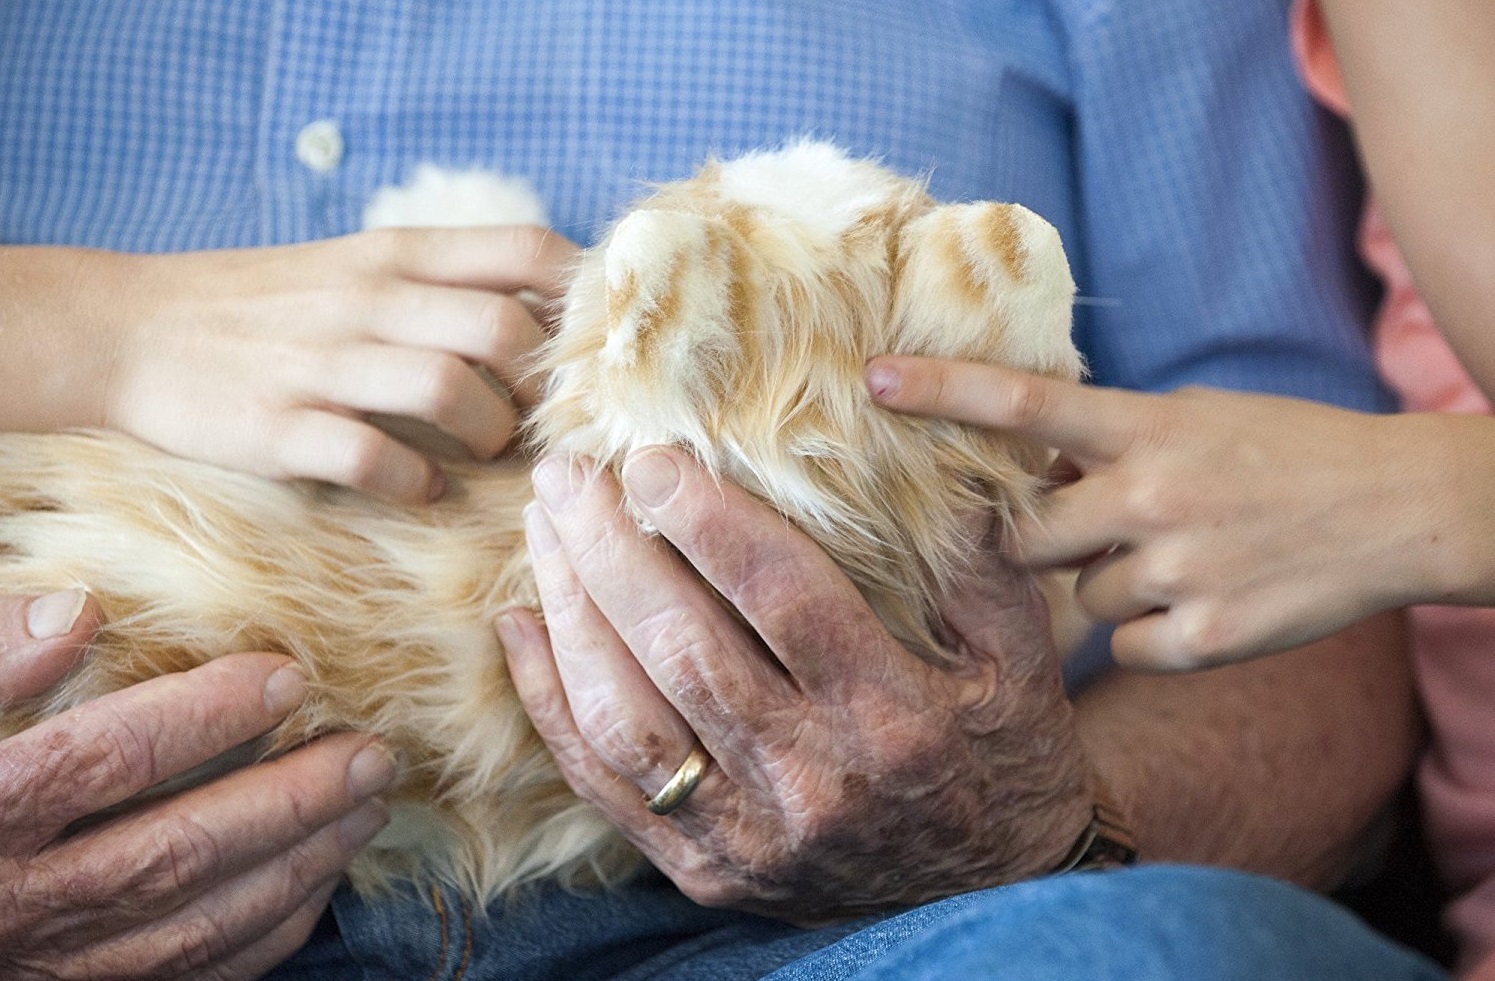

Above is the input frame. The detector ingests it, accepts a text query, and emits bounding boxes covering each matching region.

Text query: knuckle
[300,342,344,386]
[519,226,580,295]
[287,780,333,841]
[161,915,237,976]
[0,735,67,826]
[1002,373,1054,428]
[560,521,615,579]
[1133,546,1187,598]
[347,281,401,331]
[410,353,471,424]
[80,705,162,792]
[1172,604,1240,665]
[30,855,112,915]
[635,616,726,715]
[510,223,564,263]
[121,811,224,900]
[862,723,942,780]
[730,558,811,631]
[333,427,395,490]
[473,295,517,362]
[278,838,334,903]
[356,226,408,271]
[1117,472,1179,529]
[570,701,661,776]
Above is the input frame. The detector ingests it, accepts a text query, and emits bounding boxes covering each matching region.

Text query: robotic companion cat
[0,142,1081,900]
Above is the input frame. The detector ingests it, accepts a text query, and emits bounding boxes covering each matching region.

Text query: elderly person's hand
[497,449,1097,924]
[0,591,395,981]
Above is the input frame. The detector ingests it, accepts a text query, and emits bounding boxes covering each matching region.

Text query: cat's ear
[890,202,1081,380]
[590,208,745,434]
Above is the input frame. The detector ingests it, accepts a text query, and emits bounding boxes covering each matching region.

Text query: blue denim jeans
[265,865,1447,980]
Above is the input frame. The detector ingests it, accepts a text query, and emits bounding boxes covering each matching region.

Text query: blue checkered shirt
[0,0,1385,408]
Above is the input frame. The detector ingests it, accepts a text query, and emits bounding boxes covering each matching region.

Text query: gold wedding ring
[645,744,711,816]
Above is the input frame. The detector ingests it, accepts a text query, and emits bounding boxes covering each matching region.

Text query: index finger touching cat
[866,356,1140,469]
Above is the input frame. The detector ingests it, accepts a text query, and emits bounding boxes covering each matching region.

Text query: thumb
[0,590,101,703]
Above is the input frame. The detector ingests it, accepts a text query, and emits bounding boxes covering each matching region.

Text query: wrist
[1394,414,1495,606]
[0,246,140,433]
[1004,748,1124,883]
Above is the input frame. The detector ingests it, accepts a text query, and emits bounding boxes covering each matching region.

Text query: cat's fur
[0,142,1082,901]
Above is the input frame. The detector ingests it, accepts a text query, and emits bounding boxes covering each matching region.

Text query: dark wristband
[1051,799,1140,874]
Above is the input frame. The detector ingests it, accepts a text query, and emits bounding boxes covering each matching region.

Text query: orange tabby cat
[0,142,1081,901]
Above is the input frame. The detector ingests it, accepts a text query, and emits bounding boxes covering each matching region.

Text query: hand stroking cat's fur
[0,142,1081,901]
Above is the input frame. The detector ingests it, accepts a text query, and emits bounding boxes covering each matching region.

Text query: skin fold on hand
[0,594,396,981]
[868,354,1495,670]
[498,447,1096,925]
[0,227,576,504]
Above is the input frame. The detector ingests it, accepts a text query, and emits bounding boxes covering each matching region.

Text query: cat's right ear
[890,202,1081,381]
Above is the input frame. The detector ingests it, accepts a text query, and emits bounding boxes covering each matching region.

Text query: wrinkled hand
[497,449,1094,924]
[0,592,395,980]
[867,355,1494,669]
[100,226,576,503]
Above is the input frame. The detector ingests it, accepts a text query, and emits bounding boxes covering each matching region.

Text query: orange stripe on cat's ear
[981,205,1029,285]
[606,270,638,327]
[930,207,994,311]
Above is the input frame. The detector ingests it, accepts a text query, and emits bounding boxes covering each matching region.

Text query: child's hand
[102,226,575,503]
[867,355,1495,670]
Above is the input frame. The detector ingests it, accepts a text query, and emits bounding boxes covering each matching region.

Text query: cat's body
[0,143,1081,901]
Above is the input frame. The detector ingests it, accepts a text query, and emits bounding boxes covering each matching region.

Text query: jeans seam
[454,893,473,981]
[425,885,452,981]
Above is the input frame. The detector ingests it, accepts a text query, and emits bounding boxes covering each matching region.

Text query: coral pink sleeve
[1293,2,1495,973]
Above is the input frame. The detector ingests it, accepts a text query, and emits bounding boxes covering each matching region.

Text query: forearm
[1074,611,1419,889]
[0,245,135,433]
[1318,0,1495,399]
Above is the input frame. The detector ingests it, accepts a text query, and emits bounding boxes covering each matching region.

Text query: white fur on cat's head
[533,142,1081,652]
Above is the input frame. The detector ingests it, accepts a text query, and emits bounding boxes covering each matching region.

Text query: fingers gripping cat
[0,142,1081,900]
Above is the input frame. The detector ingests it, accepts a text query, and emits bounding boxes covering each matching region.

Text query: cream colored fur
[0,142,1082,901]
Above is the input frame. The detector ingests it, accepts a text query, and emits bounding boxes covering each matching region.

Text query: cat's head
[531,142,1080,653]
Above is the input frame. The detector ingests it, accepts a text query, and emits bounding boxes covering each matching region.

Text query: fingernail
[263,664,308,716]
[531,455,576,510]
[865,362,901,400]
[523,502,561,556]
[347,742,398,800]
[25,588,87,640]
[622,450,680,509]
[338,799,390,850]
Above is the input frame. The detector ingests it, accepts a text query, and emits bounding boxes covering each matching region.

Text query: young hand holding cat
[0,227,573,504]
[867,355,1495,670]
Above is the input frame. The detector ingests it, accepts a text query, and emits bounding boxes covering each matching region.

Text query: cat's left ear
[890,202,1081,380]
